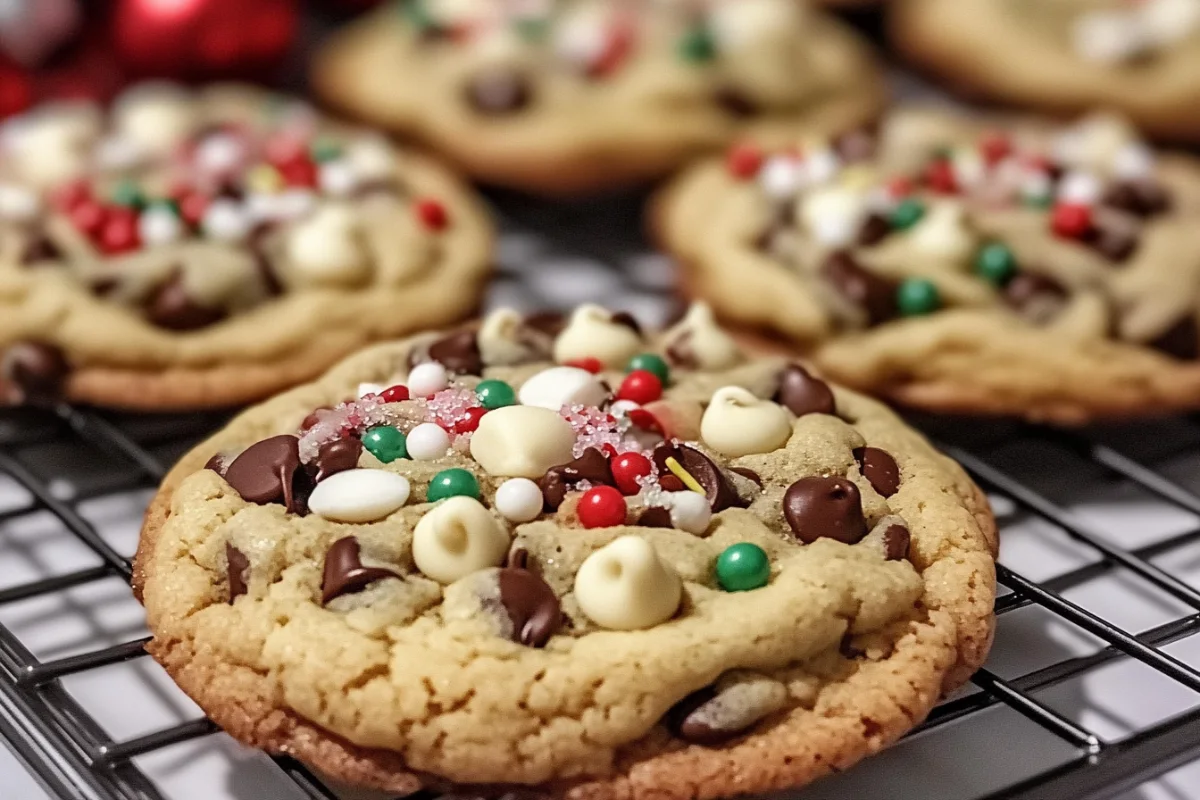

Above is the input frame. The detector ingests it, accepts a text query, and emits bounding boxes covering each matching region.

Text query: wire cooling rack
[6,199,1200,800]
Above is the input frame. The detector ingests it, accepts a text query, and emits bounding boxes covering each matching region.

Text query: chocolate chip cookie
[656,108,1200,422]
[0,83,492,410]
[135,305,997,797]
[892,0,1200,143]
[312,0,884,194]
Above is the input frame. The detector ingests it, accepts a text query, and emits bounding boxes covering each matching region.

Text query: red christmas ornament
[112,0,298,79]
[1051,203,1092,239]
[726,142,763,179]
[452,406,487,434]
[611,452,652,496]
[578,486,627,528]
[381,384,410,403]
[414,198,449,231]
[616,370,663,405]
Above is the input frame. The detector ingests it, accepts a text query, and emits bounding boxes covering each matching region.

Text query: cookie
[0,83,493,410]
[655,108,1200,422]
[312,0,885,195]
[135,304,997,797]
[892,0,1200,144]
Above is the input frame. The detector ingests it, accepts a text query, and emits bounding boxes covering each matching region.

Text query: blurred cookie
[656,109,1200,422]
[313,0,884,194]
[136,305,996,797]
[892,0,1200,143]
[0,83,492,410]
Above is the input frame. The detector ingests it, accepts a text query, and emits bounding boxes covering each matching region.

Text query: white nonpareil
[406,422,451,461]
[494,478,545,523]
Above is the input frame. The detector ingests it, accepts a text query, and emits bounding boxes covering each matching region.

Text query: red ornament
[611,452,652,496]
[924,159,957,194]
[415,198,449,231]
[112,0,298,79]
[1051,203,1092,239]
[726,142,763,179]
[565,357,603,374]
[381,384,410,403]
[616,370,663,405]
[578,485,627,528]
[98,208,140,254]
[979,132,1012,166]
[452,406,487,434]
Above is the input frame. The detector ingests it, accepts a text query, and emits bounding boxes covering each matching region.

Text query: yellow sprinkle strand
[665,456,705,495]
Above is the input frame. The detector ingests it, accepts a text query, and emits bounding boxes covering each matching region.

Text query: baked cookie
[312,0,885,194]
[0,83,492,410]
[135,305,997,797]
[891,0,1200,143]
[656,109,1200,422]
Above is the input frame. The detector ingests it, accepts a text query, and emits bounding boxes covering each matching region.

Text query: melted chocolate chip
[250,236,284,297]
[1003,272,1068,323]
[145,271,226,331]
[730,467,763,488]
[321,537,403,604]
[506,545,530,570]
[783,477,867,545]
[1148,315,1199,360]
[610,311,642,335]
[635,506,673,528]
[497,567,561,647]
[466,68,532,114]
[856,213,892,247]
[1103,179,1170,218]
[205,452,230,476]
[676,444,749,511]
[665,687,737,745]
[539,448,613,510]
[313,437,363,483]
[1085,218,1139,263]
[1,341,70,404]
[665,331,699,369]
[222,435,310,514]
[20,233,62,265]
[883,524,911,561]
[853,447,900,497]
[426,330,483,375]
[713,87,758,118]
[822,251,897,325]
[774,364,836,417]
[226,543,249,602]
[523,311,566,337]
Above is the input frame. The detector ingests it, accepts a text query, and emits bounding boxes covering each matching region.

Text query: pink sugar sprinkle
[423,387,481,438]
[297,395,402,462]
[562,403,649,459]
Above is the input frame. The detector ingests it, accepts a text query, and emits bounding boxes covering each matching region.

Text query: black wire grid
[2,402,1200,800]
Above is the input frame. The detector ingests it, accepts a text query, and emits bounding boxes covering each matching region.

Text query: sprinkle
[664,456,705,495]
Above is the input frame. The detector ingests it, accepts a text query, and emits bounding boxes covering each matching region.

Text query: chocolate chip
[321,537,403,605]
[665,330,699,369]
[665,687,733,744]
[426,330,483,375]
[774,363,836,417]
[730,467,763,488]
[351,178,404,200]
[883,523,911,561]
[250,238,284,297]
[610,311,642,336]
[1003,272,1068,323]
[856,213,892,247]
[853,447,900,497]
[523,311,566,337]
[497,567,561,647]
[834,129,877,163]
[539,448,613,510]
[821,251,897,325]
[466,68,532,114]
[783,476,867,545]
[1084,217,1139,263]
[222,435,310,514]
[205,452,230,476]
[1148,315,1199,360]
[299,406,332,433]
[506,545,530,570]
[313,437,362,483]
[675,444,749,512]
[226,543,249,602]
[635,506,673,528]
[1103,179,1171,218]
[20,233,62,265]
[145,270,226,331]
[1,341,70,404]
[712,87,757,118]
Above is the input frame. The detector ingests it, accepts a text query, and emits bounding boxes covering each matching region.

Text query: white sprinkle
[193,133,246,176]
[1057,170,1102,205]
[759,156,804,200]
[407,422,451,461]
[495,477,544,523]
[0,183,40,222]
[668,491,713,534]
[138,206,184,246]
[1113,142,1155,180]
[318,159,360,197]
[408,362,450,396]
[201,198,251,242]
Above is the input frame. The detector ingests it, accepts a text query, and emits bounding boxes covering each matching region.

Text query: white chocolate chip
[700,386,791,458]
[469,406,576,478]
[904,201,976,264]
[574,536,682,630]
[660,303,743,371]
[1139,0,1200,46]
[1072,10,1148,64]
[344,136,397,182]
[283,204,371,289]
[138,206,184,247]
[308,469,411,523]
[667,491,712,535]
[477,308,550,366]
[1055,114,1141,172]
[7,102,101,188]
[517,366,609,410]
[803,147,841,186]
[0,183,40,222]
[1113,142,1155,181]
[407,362,449,396]
[553,304,644,368]
[494,477,544,523]
[113,83,195,155]
[194,132,249,177]
[406,422,451,461]
[357,382,385,399]
[412,496,510,584]
[245,189,316,225]
[93,135,147,172]
[799,185,868,248]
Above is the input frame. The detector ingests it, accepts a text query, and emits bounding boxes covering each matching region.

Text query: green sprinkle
[427,468,480,502]
[475,379,516,410]
[363,425,408,463]
[625,353,670,384]
[110,180,144,209]
[889,198,926,230]
[716,543,770,592]
[310,139,343,163]
[974,242,1017,286]
[896,278,941,317]
[678,26,716,63]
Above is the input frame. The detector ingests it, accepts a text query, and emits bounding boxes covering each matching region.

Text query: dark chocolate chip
[144,270,226,331]
[774,363,836,417]
[497,567,562,647]
[664,687,739,745]
[1148,315,1199,360]
[226,543,249,602]
[1084,219,1139,263]
[883,523,911,561]
[665,330,699,369]
[466,68,532,114]
[250,237,284,297]
[427,330,483,375]
[782,476,867,545]
[205,452,230,476]
[1003,272,1068,322]
[506,545,530,570]
[313,437,363,483]
[635,506,673,528]
[1,341,70,404]
[730,467,763,488]
[523,311,566,337]
[610,311,642,336]
[1103,179,1170,218]
[856,213,892,247]
[20,233,62,265]
[222,435,310,514]
[321,537,403,605]
[821,251,897,325]
[834,129,876,163]
[351,178,404,200]
[712,86,757,118]
[299,406,332,433]
[539,448,613,510]
[853,447,900,497]
[676,444,748,512]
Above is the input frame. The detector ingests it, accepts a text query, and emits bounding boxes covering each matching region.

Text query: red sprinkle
[659,475,685,492]
[53,180,91,212]
[279,158,319,188]
[578,485,627,528]
[415,198,449,231]
[979,132,1012,165]
[177,191,210,227]
[726,142,763,179]
[886,176,915,198]
[264,134,307,167]
[381,384,410,403]
[98,208,140,254]
[924,159,957,194]
[626,407,662,434]
[616,370,663,405]
[566,357,604,374]
[1051,203,1092,239]
[611,452,653,496]
[589,17,635,78]
[452,406,487,434]
[69,200,108,237]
